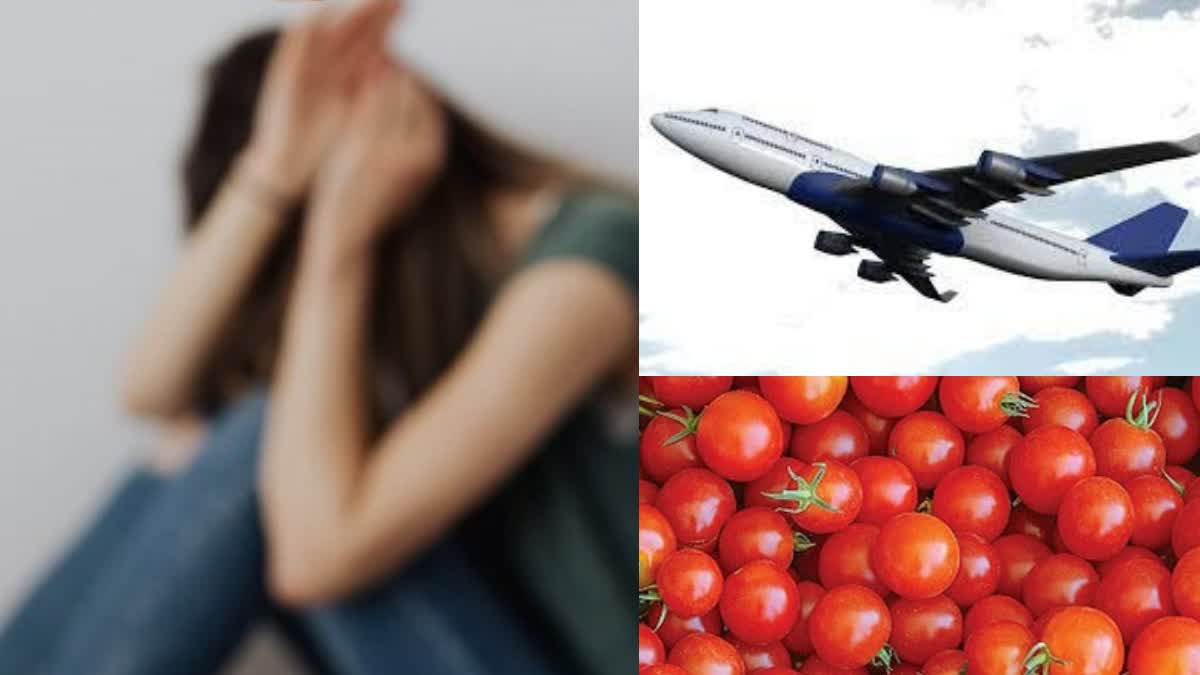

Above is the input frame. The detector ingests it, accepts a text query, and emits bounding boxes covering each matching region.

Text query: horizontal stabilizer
[1113,250,1200,277]
[1088,202,1189,256]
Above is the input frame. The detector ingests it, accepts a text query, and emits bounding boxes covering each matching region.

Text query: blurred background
[0,1,634,671]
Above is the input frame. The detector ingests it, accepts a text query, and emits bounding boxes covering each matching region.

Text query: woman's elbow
[266,539,353,609]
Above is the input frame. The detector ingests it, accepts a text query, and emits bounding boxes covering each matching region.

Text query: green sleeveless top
[461,190,637,675]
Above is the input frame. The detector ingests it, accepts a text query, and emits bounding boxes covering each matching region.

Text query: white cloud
[1054,356,1144,373]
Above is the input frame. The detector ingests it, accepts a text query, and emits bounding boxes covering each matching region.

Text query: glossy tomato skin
[1007,425,1096,515]
[1038,606,1124,675]
[640,623,666,669]
[1172,547,1200,620]
[1085,376,1161,419]
[992,534,1052,598]
[1125,474,1183,551]
[964,594,1034,635]
[655,468,736,548]
[1097,546,1164,578]
[640,479,659,505]
[808,584,891,669]
[772,460,863,534]
[1173,496,1200,557]
[1023,386,1099,437]
[1058,476,1134,561]
[796,657,866,675]
[887,411,965,490]
[939,375,1022,434]
[667,632,746,675]
[947,532,1000,608]
[872,513,960,599]
[641,409,703,484]
[850,376,938,418]
[1095,556,1175,645]
[717,507,794,574]
[849,456,917,527]
[719,560,800,644]
[922,649,967,675]
[781,581,825,657]
[1090,416,1166,484]
[888,594,963,665]
[751,668,800,675]
[651,376,734,410]
[696,391,784,482]
[818,523,887,596]
[656,549,724,618]
[964,620,1036,675]
[1152,387,1200,465]
[1019,376,1081,394]
[966,424,1023,484]
[840,390,895,454]
[1004,504,1056,545]
[732,639,790,671]
[1127,616,1200,675]
[640,666,689,675]
[646,603,722,650]
[790,410,869,464]
[759,376,847,425]
[641,504,678,589]
[1021,553,1098,618]
[931,465,1011,542]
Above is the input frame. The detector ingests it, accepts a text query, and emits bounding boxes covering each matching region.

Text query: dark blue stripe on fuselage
[786,172,965,255]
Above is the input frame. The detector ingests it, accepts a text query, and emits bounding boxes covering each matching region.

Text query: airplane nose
[650,113,669,135]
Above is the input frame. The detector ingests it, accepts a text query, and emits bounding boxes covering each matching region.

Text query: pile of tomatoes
[638,375,1200,675]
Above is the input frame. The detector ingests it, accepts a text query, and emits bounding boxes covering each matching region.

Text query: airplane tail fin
[1087,202,1188,256]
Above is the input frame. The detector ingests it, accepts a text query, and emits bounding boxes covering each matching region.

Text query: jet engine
[870,165,952,197]
[814,231,856,256]
[857,259,895,283]
[975,151,1060,195]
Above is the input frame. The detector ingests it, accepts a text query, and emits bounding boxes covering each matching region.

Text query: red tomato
[872,513,960,599]
[667,632,745,675]
[1032,606,1123,675]
[640,666,689,675]
[790,410,869,464]
[818,523,887,596]
[695,391,784,482]
[646,603,722,650]
[931,465,1011,542]
[1057,476,1134,561]
[640,479,659,505]
[1021,553,1098,618]
[1022,385,1100,437]
[1097,546,1164,578]
[1095,556,1175,646]
[1004,504,1056,545]
[652,376,734,410]
[743,458,808,511]
[1085,376,1161,419]
[796,658,866,675]
[1194,377,1200,412]
[947,532,1000,608]
[1007,425,1096,515]
[1127,616,1200,675]
[1170,495,1200,558]
[1090,396,1167,483]
[808,584,891,669]
[939,376,1029,434]
[965,594,1034,635]
[641,504,678,589]
[992,534,1052,598]
[641,408,703,483]
[640,623,666,669]
[760,460,862,534]
[1167,465,1196,496]
[732,639,790,671]
[781,581,825,657]
[1125,474,1182,551]
[850,376,939,418]
[922,649,967,675]
[759,376,847,425]
[1152,387,1200,465]
[656,549,723,618]
[1019,376,1081,394]
[840,389,896,454]
[719,561,800,644]
[966,424,1023,484]
[750,668,800,675]
[1172,547,1200,621]
[717,507,795,574]
[888,594,963,665]
[887,411,965,490]
[655,468,736,548]
[849,456,918,527]
[964,620,1036,675]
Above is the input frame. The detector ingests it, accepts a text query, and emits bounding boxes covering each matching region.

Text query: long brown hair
[183,28,567,425]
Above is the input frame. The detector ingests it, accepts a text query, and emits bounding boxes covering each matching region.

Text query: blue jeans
[0,393,559,675]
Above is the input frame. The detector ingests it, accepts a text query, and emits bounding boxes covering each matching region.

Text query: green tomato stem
[760,463,839,515]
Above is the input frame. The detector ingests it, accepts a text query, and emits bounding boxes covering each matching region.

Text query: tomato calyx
[656,406,701,445]
[999,390,1038,419]
[761,463,839,514]
[1124,390,1162,430]
[639,394,664,418]
[1164,467,1188,496]
[639,588,669,630]
[1022,642,1068,675]
[916,496,932,514]
[870,644,898,673]
[793,531,816,552]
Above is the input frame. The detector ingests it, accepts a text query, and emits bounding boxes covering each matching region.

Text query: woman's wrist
[236,146,304,207]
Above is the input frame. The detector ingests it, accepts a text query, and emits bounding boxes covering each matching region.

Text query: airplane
[650,108,1200,301]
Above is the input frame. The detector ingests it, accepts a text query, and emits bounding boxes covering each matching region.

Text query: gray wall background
[0,1,634,670]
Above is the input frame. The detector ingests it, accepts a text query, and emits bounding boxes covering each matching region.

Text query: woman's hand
[244,0,400,199]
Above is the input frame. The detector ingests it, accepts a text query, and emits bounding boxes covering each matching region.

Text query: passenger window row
[663,113,726,132]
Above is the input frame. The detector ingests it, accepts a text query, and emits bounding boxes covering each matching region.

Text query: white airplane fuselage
[650,109,1171,289]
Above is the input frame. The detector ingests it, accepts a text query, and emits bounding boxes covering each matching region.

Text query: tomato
[796,657,866,675]
[790,410,869,464]
[817,523,887,596]
[1194,377,1200,412]
[888,594,963,665]
[1004,504,1055,545]
[840,389,895,454]
[966,424,1022,484]
[641,408,703,484]
[1167,464,1196,496]
[947,532,1000,607]
[1007,425,1096,515]
[992,534,1052,598]
[1022,386,1099,437]
[641,623,666,669]
[640,479,660,505]
[1021,553,1098,618]
[667,632,745,675]
[1090,394,1166,483]
[1172,496,1200,558]
[850,376,938,418]
[732,639,789,671]
[1097,546,1164,578]
[760,460,862,534]
[655,468,736,548]
[887,411,965,490]
[965,594,1034,635]
[641,504,678,589]
[759,376,847,425]
[1019,376,1081,394]
[656,549,723,618]
[1030,606,1123,675]
[695,391,784,482]
[1127,616,1200,675]
[652,376,734,410]
[808,584,891,669]
[1095,556,1174,645]
[743,458,808,510]
[781,580,825,657]
[931,465,1011,542]
[964,620,1036,675]
[748,669,799,675]
[646,603,723,650]
[1172,547,1200,620]
[872,513,960,599]
[1125,474,1182,551]
[641,666,689,675]
[922,649,966,675]
[1057,476,1134,561]
[717,507,796,574]
[1085,376,1161,419]
[1152,387,1200,465]
[719,561,799,644]
[849,456,917,527]
[939,376,1030,433]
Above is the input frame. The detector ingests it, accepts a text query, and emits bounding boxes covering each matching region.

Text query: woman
[0,3,635,674]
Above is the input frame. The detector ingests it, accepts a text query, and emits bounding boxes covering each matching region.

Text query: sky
[639,0,1200,374]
